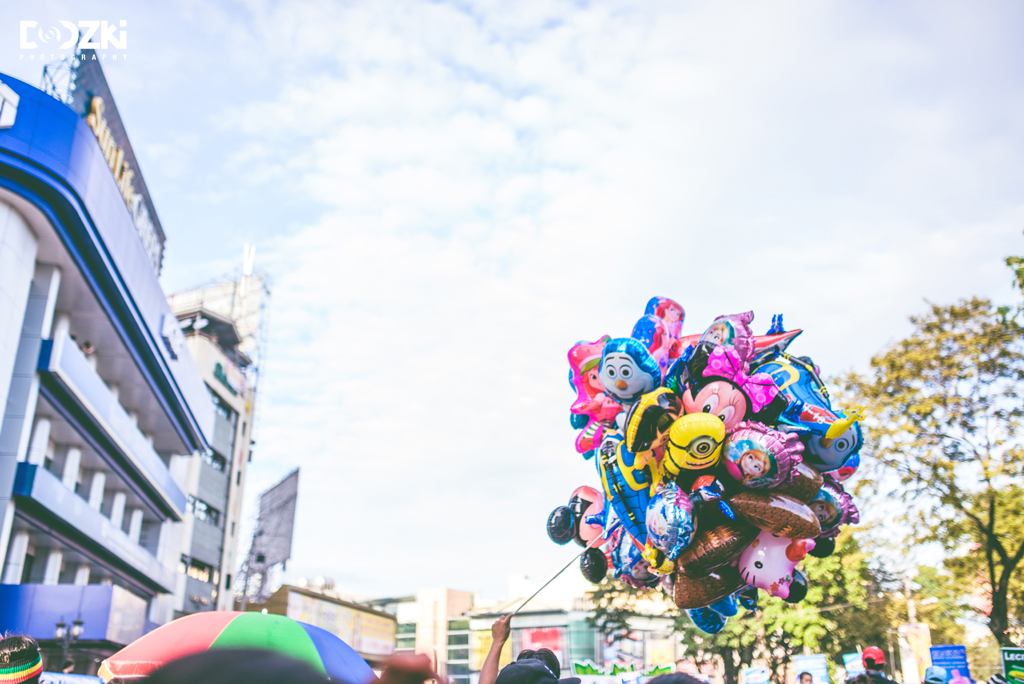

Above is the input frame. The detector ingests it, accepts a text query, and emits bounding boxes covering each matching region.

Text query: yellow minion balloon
[663,413,726,476]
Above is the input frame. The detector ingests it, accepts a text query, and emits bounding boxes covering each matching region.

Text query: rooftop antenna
[243,243,256,277]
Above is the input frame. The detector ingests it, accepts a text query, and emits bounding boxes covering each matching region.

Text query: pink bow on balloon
[702,345,779,414]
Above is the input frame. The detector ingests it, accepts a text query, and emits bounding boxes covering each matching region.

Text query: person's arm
[478,615,512,684]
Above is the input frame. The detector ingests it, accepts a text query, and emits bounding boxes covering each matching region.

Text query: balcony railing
[37,330,186,520]
[13,463,176,593]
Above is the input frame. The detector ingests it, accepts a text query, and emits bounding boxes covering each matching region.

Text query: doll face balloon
[810,478,859,537]
[722,422,804,489]
[738,530,815,599]
[646,483,696,561]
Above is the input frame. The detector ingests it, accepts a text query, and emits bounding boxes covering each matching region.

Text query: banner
[899,623,932,684]
[930,645,972,684]
[843,653,865,677]
[1001,648,1024,684]
[793,654,831,684]
[743,666,770,684]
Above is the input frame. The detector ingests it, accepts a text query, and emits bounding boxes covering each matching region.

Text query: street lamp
[54,619,83,669]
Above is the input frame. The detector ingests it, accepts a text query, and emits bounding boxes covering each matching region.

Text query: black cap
[496,659,581,684]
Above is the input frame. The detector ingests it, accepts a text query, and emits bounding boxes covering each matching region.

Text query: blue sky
[2,0,1023,599]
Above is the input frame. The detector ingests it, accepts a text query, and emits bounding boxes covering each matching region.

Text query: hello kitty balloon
[738,530,815,599]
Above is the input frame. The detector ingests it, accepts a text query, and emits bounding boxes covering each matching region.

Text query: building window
[230,521,235,536]
[236,471,241,486]
[448,664,470,676]
[225,574,231,590]
[188,495,222,527]
[202,449,227,472]
[187,559,213,583]
[447,634,469,646]
[178,554,188,574]
[448,620,470,631]
[396,637,416,650]
[207,384,238,423]
[448,648,469,661]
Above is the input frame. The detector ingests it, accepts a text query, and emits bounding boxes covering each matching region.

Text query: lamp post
[54,619,83,669]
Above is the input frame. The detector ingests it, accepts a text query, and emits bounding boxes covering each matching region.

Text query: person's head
[798,671,813,684]
[497,657,580,684]
[925,666,949,684]
[0,634,42,684]
[647,674,706,684]
[144,649,328,684]
[854,676,872,684]
[517,648,561,679]
[862,646,886,673]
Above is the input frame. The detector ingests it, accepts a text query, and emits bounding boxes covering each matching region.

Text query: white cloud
[3,0,1024,598]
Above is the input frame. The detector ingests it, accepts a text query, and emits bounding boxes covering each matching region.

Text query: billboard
[255,469,298,567]
[1001,648,1024,684]
[521,627,564,664]
[286,590,396,657]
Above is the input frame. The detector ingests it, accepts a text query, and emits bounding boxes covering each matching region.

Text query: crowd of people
[0,624,1009,684]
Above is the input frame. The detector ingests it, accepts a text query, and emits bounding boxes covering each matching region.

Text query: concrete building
[167,267,268,615]
[241,583,398,668]
[0,64,214,672]
[368,579,681,684]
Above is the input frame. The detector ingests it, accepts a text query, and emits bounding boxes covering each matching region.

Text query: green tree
[844,295,1024,646]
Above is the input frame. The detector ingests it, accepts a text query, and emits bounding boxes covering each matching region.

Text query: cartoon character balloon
[738,530,815,599]
[683,345,787,431]
[809,477,860,539]
[721,422,804,489]
[663,413,726,475]
[568,337,621,452]
[599,338,662,415]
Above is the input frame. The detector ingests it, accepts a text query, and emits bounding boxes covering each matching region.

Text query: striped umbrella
[97,611,375,683]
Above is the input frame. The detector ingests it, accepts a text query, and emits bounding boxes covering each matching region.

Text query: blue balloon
[646,483,696,560]
[688,607,726,634]
[708,594,739,617]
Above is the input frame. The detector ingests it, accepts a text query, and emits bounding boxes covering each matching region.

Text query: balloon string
[512,528,616,616]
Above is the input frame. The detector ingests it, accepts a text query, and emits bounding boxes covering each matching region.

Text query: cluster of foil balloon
[547,299,863,633]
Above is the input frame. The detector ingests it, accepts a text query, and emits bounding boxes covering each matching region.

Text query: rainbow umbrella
[98,611,376,683]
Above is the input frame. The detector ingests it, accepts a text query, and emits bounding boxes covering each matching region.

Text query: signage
[571,661,671,677]
[521,627,564,664]
[793,654,831,684]
[930,646,972,684]
[85,94,160,272]
[70,53,165,274]
[742,666,770,684]
[0,79,17,128]
[899,623,933,684]
[843,654,865,677]
[1001,648,1024,684]
[472,630,512,671]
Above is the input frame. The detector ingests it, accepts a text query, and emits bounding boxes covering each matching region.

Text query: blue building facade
[0,68,214,671]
